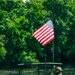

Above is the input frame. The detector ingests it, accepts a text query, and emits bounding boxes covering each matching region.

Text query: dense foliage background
[0,0,75,68]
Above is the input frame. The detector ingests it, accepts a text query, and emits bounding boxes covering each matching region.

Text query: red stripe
[40,31,54,43]
[36,26,51,40]
[33,24,46,36]
[33,25,49,38]
[42,35,54,46]
[38,29,54,42]
[33,28,54,46]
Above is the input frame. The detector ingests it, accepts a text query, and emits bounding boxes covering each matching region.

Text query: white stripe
[33,24,46,36]
[34,25,49,38]
[38,29,53,41]
[36,27,51,40]
[42,35,54,46]
[40,32,54,43]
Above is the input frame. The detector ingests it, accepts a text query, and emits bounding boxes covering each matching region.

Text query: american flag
[32,20,54,46]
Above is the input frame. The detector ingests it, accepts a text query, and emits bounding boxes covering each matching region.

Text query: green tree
[0,42,7,61]
[43,0,75,63]
[0,0,75,68]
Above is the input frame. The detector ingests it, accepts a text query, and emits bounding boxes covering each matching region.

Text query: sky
[23,0,30,3]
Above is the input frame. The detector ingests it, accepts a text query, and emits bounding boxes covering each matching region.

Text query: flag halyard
[32,20,54,46]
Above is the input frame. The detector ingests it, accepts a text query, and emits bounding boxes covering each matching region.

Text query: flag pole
[50,12,55,75]
[50,12,55,62]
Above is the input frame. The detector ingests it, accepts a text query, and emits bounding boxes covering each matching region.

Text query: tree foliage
[0,0,75,68]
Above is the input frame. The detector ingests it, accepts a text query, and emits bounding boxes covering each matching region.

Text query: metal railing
[0,65,75,75]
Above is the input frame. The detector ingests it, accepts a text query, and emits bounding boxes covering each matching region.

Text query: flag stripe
[42,35,54,46]
[38,28,54,42]
[33,25,49,38]
[36,25,51,40]
[40,32,54,43]
[33,24,46,36]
